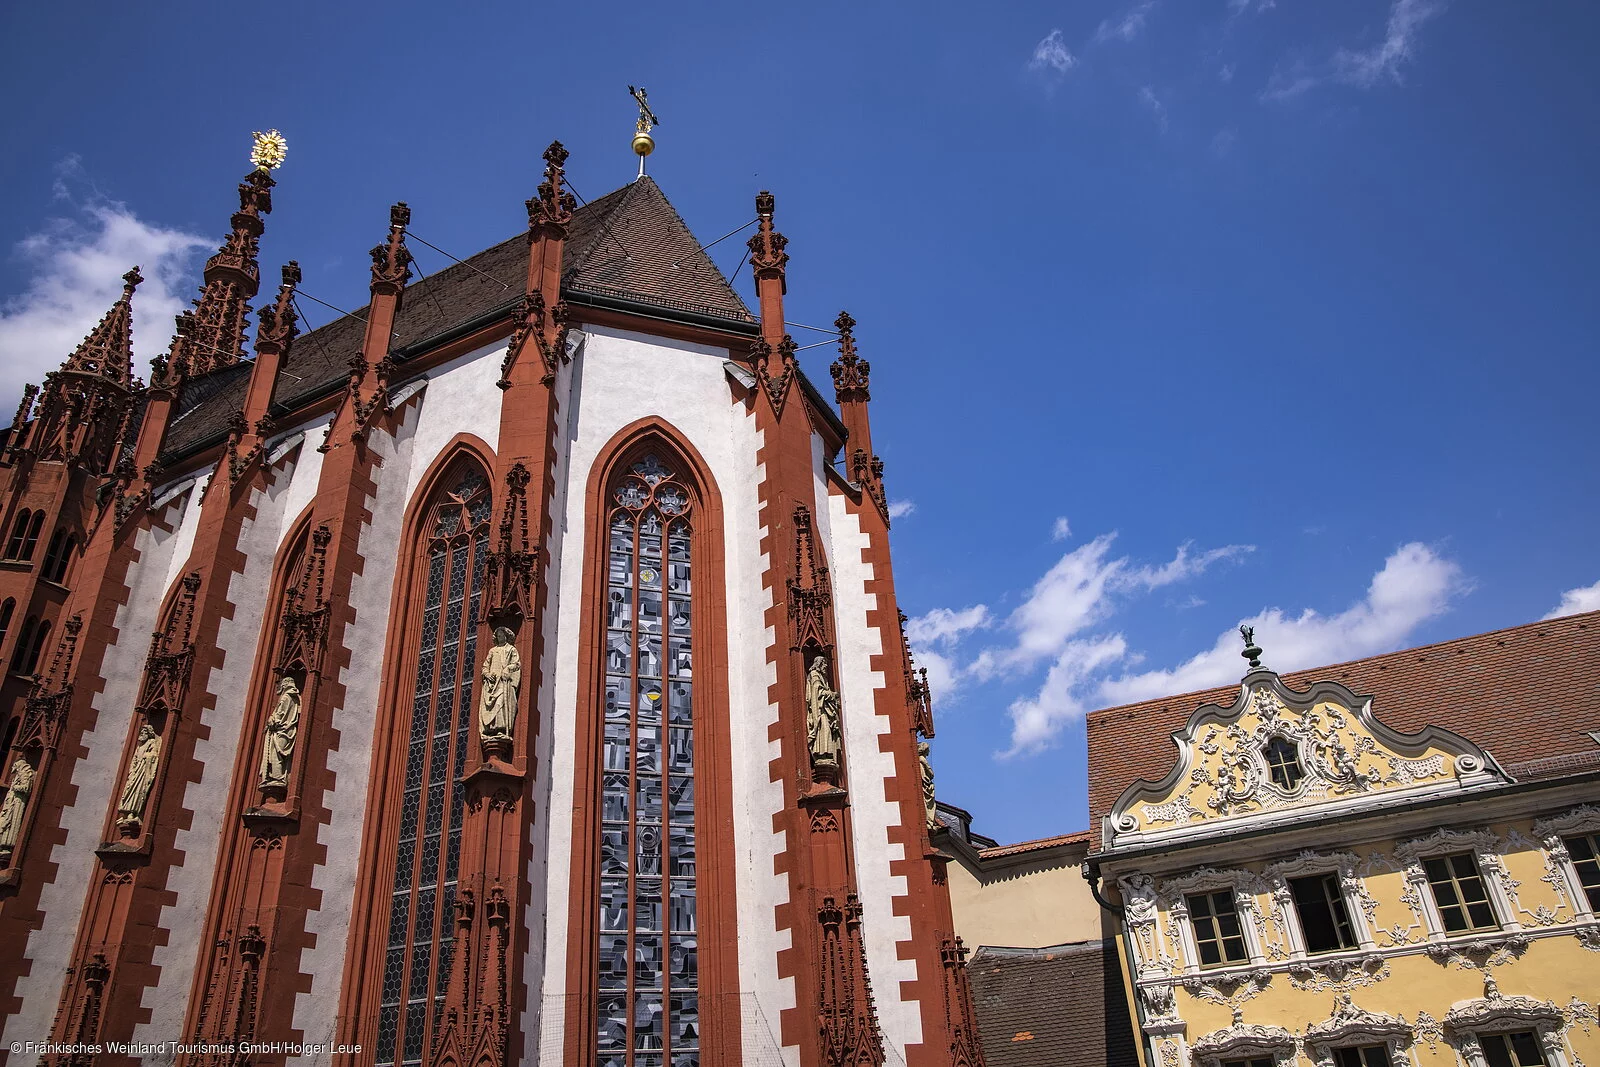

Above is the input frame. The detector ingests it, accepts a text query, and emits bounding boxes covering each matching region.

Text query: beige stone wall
[949,846,1104,949]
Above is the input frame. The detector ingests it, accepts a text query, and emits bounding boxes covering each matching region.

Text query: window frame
[1263,849,1378,958]
[1533,805,1600,925]
[1443,995,1571,1067]
[1396,828,1518,942]
[1159,868,1268,974]
[1421,851,1501,934]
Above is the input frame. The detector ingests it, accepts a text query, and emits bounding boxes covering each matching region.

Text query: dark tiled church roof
[161,178,752,463]
[968,941,1141,1067]
[1086,610,1600,838]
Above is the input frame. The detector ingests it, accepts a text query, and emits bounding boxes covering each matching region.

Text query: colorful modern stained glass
[377,464,491,1067]
[599,454,699,1067]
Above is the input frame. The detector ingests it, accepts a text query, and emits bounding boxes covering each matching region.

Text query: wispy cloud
[888,499,917,520]
[1219,63,1236,83]
[907,605,992,648]
[1262,0,1449,101]
[1138,86,1170,132]
[1028,29,1077,75]
[1095,2,1156,44]
[1334,0,1449,87]
[1228,0,1275,15]
[1544,579,1600,620]
[0,156,210,403]
[1211,128,1239,156]
[1051,516,1073,542]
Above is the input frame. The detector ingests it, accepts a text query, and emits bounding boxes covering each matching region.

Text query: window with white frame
[1396,828,1517,941]
[1185,890,1250,967]
[1443,994,1571,1067]
[1563,834,1600,912]
[1290,873,1360,953]
[1332,1048,1393,1067]
[1534,806,1600,922]
[1264,850,1376,958]
[1160,869,1266,972]
[1479,1032,1549,1067]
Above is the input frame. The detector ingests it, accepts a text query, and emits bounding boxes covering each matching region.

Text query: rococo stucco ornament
[479,626,521,758]
[806,654,843,773]
[257,676,301,792]
[0,756,36,860]
[117,723,162,833]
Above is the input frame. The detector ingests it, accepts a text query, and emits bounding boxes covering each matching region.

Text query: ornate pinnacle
[122,267,143,297]
[256,261,301,350]
[250,130,288,172]
[747,191,789,286]
[829,310,870,404]
[1240,625,1265,672]
[58,267,142,387]
[370,203,413,292]
[527,140,576,235]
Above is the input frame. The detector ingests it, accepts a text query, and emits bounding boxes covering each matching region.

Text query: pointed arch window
[376,462,492,1067]
[597,452,700,1067]
[5,510,32,560]
[0,599,13,656]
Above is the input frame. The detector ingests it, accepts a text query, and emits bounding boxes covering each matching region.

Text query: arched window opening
[5,511,32,560]
[0,599,14,655]
[21,619,51,676]
[52,536,76,584]
[41,529,73,583]
[21,512,45,562]
[10,617,38,674]
[375,461,492,1067]
[597,451,700,1067]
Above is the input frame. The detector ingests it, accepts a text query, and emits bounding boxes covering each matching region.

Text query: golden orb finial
[628,86,660,172]
[250,129,288,172]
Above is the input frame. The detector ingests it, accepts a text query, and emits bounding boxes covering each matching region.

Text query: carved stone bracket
[498,291,568,389]
[749,335,798,415]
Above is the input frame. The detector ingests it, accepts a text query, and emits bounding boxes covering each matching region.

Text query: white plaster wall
[535,325,795,1064]
[273,419,329,546]
[0,491,197,1048]
[291,398,422,1050]
[160,473,209,593]
[398,342,508,507]
[825,488,923,1056]
[135,449,312,1045]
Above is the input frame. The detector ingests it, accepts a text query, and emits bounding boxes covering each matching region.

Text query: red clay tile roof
[160,178,752,463]
[1086,610,1600,843]
[977,830,1093,860]
[968,941,1140,1067]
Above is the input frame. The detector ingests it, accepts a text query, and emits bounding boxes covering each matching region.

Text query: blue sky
[2,0,1597,844]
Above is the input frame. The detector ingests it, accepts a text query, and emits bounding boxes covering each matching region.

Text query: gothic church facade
[0,142,981,1067]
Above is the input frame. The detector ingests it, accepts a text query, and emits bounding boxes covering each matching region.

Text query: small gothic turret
[831,312,888,524]
[5,268,143,473]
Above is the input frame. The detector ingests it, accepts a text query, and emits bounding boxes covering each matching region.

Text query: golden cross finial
[628,86,659,175]
[250,130,288,172]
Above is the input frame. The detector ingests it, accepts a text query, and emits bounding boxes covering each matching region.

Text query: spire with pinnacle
[169,132,286,381]
[526,141,575,241]
[5,268,144,470]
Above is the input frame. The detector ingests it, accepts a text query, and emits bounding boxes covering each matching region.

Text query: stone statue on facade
[805,655,842,772]
[479,626,521,757]
[0,756,36,861]
[117,723,162,832]
[918,741,937,828]
[258,676,302,792]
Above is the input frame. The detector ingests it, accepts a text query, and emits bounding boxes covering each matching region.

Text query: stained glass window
[599,453,699,1067]
[377,464,491,1067]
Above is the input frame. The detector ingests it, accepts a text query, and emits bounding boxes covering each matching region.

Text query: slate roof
[968,940,1141,1067]
[1086,610,1600,840]
[160,177,753,463]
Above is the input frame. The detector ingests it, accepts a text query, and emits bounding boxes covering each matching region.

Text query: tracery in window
[375,463,492,1067]
[597,452,698,1067]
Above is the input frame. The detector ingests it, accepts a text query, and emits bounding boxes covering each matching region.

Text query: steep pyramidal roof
[161,178,754,462]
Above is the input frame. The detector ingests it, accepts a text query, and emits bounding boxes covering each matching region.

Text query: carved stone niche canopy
[1303,993,1413,1067]
[1104,673,1510,849]
[1189,1020,1297,1067]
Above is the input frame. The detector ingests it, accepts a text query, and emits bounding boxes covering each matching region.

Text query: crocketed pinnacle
[61,267,142,389]
[526,141,576,237]
[829,311,870,405]
[173,168,275,380]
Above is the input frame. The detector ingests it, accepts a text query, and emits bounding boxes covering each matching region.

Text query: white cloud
[1261,61,1321,101]
[1544,579,1600,620]
[1051,516,1073,542]
[1099,542,1469,706]
[1219,63,1236,83]
[0,157,210,403]
[971,533,1252,681]
[1229,0,1275,15]
[907,605,992,647]
[1095,2,1155,44]
[887,499,916,520]
[1138,86,1170,132]
[1334,0,1448,87]
[1028,29,1077,74]
[1000,634,1127,758]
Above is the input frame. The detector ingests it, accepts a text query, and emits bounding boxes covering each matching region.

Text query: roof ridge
[1089,608,1600,720]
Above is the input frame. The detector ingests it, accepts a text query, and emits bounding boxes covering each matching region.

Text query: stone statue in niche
[919,741,938,828]
[0,756,36,860]
[479,626,521,757]
[258,676,302,792]
[117,723,162,832]
[805,655,842,771]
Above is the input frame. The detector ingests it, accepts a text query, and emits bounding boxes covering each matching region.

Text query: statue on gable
[117,723,162,832]
[479,626,522,755]
[805,654,842,771]
[0,756,36,860]
[258,676,302,792]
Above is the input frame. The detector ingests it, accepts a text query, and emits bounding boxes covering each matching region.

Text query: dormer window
[1263,737,1304,790]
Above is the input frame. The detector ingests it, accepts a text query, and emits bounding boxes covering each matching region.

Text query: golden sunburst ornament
[250,130,288,171]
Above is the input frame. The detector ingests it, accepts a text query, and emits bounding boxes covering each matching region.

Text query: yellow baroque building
[1084,612,1600,1067]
